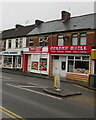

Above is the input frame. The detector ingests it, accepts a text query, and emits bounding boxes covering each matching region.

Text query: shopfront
[23,47,49,75]
[49,45,92,82]
[2,51,22,69]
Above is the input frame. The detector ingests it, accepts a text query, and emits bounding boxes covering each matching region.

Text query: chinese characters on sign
[48,45,92,54]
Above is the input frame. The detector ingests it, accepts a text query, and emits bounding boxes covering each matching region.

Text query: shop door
[53,56,66,77]
[28,55,31,71]
[60,56,66,77]
[13,56,16,68]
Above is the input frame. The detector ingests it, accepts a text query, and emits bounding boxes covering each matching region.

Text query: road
[1,72,95,119]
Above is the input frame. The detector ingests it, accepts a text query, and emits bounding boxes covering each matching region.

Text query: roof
[0,24,36,39]
[28,13,96,36]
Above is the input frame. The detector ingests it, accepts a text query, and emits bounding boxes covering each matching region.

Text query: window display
[39,58,47,71]
[31,62,38,70]
[3,56,22,68]
[68,56,89,74]
[4,56,12,68]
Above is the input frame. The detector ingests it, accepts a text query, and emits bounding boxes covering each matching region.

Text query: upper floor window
[72,33,78,45]
[8,40,11,48]
[43,36,48,46]
[80,33,86,45]
[39,36,48,47]
[16,39,18,48]
[0,40,4,48]
[58,35,64,46]
[19,38,23,48]
[39,37,43,46]
[15,38,22,48]
[29,37,34,47]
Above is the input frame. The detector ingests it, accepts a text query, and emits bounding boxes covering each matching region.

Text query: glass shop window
[67,56,89,74]
[39,58,47,71]
[54,56,59,59]
[68,60,74,72]
[68,56,74,59]
[17,56,21,67]
[4,56,12,68]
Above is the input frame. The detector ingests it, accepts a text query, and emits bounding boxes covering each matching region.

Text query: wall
[66,73,89,82]
[6,37,26,51]
[27,30,95,47]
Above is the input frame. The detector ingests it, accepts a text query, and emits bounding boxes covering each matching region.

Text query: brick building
[0,24,36,69]
[23,11,96,82]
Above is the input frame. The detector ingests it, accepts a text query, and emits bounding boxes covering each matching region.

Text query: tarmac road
[1,72,95,119]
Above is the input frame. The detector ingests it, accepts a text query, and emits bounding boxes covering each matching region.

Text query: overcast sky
[0,0,95,30]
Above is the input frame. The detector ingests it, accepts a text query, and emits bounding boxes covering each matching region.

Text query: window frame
[29,37,34,47]
[39,37,43,46]
[80,33,87,45]
[67,56,90,74]
[15,38,23,48]
[72,33,78,45]
[57,35,64,46]
[8,40,11,48]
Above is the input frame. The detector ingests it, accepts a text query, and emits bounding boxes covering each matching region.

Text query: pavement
[1,68,96,97]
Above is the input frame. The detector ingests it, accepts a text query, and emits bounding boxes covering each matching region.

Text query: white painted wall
[6,37,26,51]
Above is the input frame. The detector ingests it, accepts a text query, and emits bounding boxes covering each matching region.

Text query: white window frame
[15,38,23,48]
[67,55,90,74]
[29,37,34,47]
[58,35,64,46]
[72,33,78,45]
[80,33,87,45]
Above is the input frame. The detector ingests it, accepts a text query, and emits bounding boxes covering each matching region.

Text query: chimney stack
[15,24,23,29]
[61,11,71,20]
[35,19,44,25]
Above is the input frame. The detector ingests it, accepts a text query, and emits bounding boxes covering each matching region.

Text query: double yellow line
[0,106,26,120]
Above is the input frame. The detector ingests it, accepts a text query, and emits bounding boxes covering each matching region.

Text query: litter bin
[89,74,96,87]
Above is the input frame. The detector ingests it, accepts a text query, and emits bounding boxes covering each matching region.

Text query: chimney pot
[35,20,44,25]
[15,24,23,28]
[61,11,71,20]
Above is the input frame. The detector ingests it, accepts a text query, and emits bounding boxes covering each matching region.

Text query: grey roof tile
[28,13,95,36]
[1,24,36,39]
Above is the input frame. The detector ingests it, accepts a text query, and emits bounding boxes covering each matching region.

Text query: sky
[0,0,95,31]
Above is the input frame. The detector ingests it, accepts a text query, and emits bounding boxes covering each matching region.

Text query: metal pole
[54,74,61,91]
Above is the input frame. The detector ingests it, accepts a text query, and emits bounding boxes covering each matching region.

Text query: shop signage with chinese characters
[48,45,92,54]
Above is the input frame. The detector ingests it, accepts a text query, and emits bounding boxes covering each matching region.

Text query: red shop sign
[29,47,42,52]
[48,45,92,54]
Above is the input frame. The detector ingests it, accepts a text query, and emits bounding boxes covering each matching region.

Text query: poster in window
[40,62,47,71]
[31,62,38,70]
